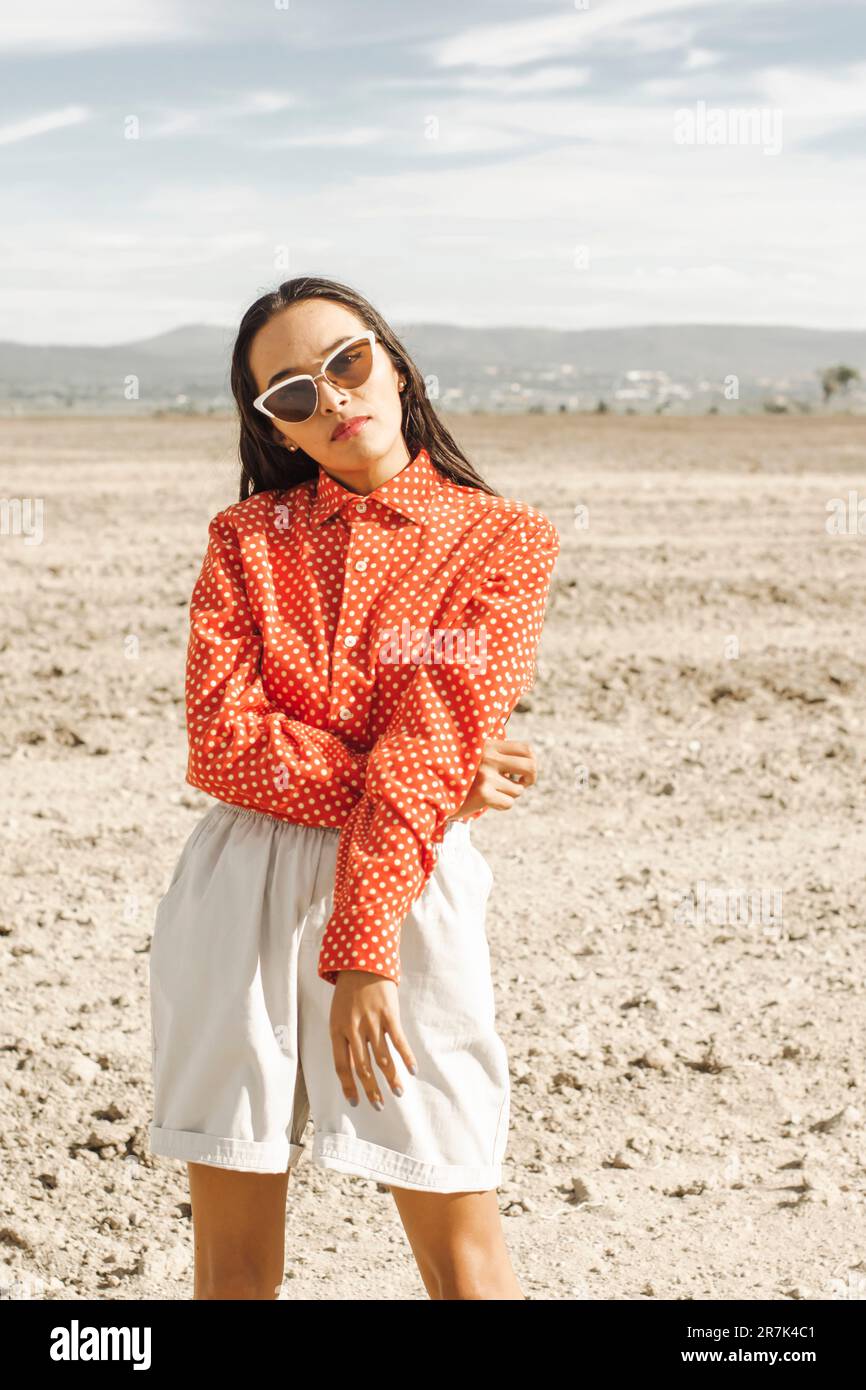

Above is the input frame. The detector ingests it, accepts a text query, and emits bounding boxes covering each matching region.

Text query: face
[248,299,406,486]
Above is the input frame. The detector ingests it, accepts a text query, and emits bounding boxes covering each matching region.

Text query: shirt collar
[310,446,439,528]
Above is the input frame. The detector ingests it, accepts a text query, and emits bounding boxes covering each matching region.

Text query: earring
[399,380,406,390]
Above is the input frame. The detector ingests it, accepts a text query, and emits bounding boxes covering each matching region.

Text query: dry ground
[1,412,865,1300]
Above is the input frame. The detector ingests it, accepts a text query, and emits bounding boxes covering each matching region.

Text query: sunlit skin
[188,298,529,1300]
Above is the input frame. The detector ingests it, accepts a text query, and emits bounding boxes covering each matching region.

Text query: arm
[184,511,368,825]
[317,509,561,985]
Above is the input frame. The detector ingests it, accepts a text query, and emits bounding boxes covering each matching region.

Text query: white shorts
[148,801,510,1192]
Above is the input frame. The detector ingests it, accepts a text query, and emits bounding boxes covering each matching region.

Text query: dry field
[1,412,865,1300]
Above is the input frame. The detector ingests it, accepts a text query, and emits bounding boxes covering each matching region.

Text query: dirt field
[1,412,865,1301]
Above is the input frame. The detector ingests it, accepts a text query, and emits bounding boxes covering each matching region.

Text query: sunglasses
[253,331,377,424]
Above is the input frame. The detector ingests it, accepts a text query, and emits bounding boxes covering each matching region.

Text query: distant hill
[0,322,863,415]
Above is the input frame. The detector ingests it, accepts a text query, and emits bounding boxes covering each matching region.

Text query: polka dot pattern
[184,446,560,987]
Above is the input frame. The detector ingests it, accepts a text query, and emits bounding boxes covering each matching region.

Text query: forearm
[186,703,369,826]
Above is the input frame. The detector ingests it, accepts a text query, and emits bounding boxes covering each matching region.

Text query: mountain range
[1,322,863,415]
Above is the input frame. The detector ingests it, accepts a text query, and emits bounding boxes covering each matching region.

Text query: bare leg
[389,1187,525,1300]
[187,1162,292,1300]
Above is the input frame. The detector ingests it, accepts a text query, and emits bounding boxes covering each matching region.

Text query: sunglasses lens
[265,378,318,423]
[326,336,373,389]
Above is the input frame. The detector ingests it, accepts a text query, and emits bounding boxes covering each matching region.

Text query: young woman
[148,276,561,1301]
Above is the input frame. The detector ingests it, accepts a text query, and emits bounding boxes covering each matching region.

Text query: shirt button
[338,706,352,720]
[343,635,357,648]
[354,558,368,572]
[355,500,367,513]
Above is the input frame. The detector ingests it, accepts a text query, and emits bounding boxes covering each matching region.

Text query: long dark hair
[229,276,501,503]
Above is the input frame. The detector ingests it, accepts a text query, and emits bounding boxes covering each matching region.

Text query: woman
[148,275,561,1301]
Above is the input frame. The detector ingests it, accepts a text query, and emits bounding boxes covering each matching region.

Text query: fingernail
[409,1063,418,1075]
[349,1097,358,1107]
[373,1098,384,1111]
[393,1086,403,1098]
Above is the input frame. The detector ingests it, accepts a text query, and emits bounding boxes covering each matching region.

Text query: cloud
[0,105,91,145]
[254,126,387,149]
[452,66,592,95]
[683,48,721,70]
[430,0,731,69]
[0,0,194,52]
[758,62,866,120]
[133,90,302,140]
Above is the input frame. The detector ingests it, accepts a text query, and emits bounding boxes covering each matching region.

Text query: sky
[1,0,864,344]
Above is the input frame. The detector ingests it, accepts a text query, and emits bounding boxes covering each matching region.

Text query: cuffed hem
[312,1132,502,1194]
[149,1124,305,1174]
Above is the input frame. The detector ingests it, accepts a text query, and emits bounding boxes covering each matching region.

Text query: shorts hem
[149,1124,305,1174]
[312,1132,502,1193]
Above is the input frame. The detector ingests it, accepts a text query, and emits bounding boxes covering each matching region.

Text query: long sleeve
[317,509,561,985]
[184,512,369,825]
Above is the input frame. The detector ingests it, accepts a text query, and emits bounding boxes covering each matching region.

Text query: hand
[329,971,417,1108]
[452,737,537,819]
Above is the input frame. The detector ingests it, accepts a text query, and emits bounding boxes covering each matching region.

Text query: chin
[337,422,383,455]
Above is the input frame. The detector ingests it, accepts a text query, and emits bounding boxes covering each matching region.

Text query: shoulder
[453,484,560,555]
[205,482,310,540]
[501,498,560,551]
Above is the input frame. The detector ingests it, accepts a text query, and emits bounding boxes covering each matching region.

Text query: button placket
[331,503,375,728]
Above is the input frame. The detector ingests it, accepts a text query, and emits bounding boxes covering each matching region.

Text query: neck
[321,440,413,496]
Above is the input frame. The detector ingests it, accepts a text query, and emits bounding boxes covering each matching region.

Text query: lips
[331,416,370,442]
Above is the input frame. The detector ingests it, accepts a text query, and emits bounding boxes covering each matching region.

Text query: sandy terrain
[1,412,865,1301]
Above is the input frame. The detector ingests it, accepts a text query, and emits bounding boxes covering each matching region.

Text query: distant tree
[527,403,545,414]
[707,405,719,414]
[763,399,789,413]
[820,364,860,403]
[558,403,568,413]
[595,398,609,413]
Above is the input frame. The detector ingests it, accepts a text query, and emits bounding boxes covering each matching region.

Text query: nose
[315,372,349,413]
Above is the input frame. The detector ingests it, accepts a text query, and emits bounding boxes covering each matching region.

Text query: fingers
[486,738,532,755]
[485,781,525,810]
[330,1031,361,1108]
[494,773,526,800]
[383,1014,418,1084]
[487,740,537,788]
[349,1034,385,1109]
[330,987,418,1110]
[464,764,529,813]
[331,1030,385,1109]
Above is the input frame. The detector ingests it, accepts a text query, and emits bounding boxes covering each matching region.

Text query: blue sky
[1,0,864,344]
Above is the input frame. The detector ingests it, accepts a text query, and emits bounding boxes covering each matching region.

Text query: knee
[432,1253,522,1301]
[194,1262,283,1300]
[435,1273,488,1300]
[434,1272,523,1300]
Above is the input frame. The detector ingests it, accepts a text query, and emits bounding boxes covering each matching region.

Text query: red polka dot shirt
[184,446,560,986]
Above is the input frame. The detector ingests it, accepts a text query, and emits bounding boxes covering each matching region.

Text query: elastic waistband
[205,800,470,845]
[207,802,341,834]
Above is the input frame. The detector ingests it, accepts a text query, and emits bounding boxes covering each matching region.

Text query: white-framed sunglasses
[253,330,377,424]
